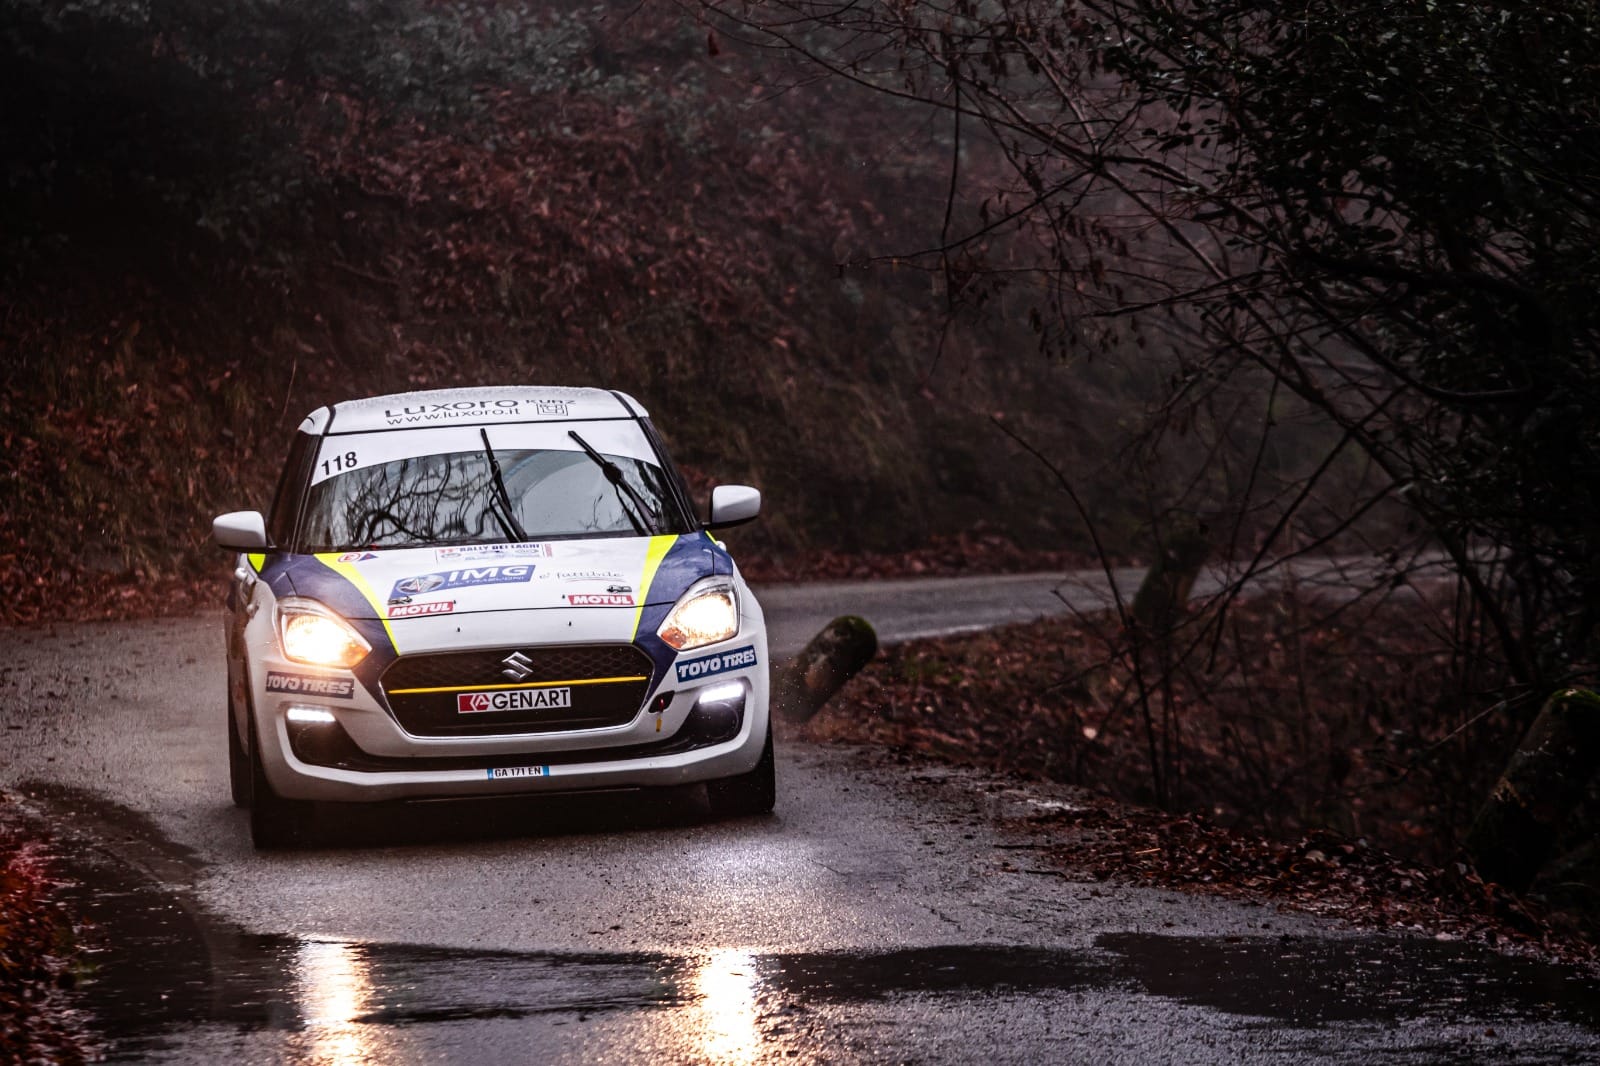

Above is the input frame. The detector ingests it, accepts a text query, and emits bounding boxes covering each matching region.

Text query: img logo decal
[390,564,534,599]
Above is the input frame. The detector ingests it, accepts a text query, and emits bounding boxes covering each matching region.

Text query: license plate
[457,687,572,714]
[487,765,549,780]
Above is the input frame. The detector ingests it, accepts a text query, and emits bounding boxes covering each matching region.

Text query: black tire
[249,716,315,849]
[227,690,251,809]
[706,724,776,817]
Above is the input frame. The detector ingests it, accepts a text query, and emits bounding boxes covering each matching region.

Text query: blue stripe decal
[645,534,720,604]
[634,535,738,698]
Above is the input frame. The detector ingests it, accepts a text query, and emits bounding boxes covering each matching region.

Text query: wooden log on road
[774,615,878,723]
[1465,688,1600,892]
[1130,515,1210,637]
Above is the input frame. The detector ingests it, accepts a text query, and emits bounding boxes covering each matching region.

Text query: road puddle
[28,781,1596,1059]
[1099,932,1600,1029]
[55,829,1599,1062]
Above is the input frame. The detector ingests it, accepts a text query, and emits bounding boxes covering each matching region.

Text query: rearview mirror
[213,510,270,551]
[707,485,761,529]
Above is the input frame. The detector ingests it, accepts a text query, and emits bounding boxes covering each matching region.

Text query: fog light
[286,705,337,726]
[697,681,744,706]
[284,707,366,770]
[691,680,746,741]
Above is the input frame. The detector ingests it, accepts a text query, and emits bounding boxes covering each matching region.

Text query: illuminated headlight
[658,578,739,651]
[278,600,370,669]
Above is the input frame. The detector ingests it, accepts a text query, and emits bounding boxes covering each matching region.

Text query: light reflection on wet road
[50,815,1600,1064]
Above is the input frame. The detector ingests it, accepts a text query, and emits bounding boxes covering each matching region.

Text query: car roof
[299,387,647,435]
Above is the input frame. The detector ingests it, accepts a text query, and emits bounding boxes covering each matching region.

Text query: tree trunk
[773,615,878,723]
[1465,688,1600,892]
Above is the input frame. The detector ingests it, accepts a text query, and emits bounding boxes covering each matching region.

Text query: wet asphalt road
[1,574,1597,1063]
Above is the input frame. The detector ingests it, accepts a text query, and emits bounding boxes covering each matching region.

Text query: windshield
[296,423,689,552]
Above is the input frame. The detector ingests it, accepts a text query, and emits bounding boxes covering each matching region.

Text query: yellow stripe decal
[247,553,266,573]
[316,553,399,652]
[387,675,648,695]
[632,534,678,638]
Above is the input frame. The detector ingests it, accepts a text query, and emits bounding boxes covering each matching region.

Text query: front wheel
[227,691,251,809]
[249,716,315,849]
[706,725,775,817]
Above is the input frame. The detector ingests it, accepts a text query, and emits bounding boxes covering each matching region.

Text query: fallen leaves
[1035,799,1588,962]
[806,592,1599,960]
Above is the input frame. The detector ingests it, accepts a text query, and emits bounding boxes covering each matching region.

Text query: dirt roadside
[799,599,1600,964]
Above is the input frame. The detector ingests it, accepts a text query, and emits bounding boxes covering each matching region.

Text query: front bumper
[247,631,770,804]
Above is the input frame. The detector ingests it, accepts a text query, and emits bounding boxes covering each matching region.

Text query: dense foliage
[0,0,1171,622]
[702,0,1600,697]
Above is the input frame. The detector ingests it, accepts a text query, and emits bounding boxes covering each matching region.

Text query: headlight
[657,579,739,651]
[278,600,370,668]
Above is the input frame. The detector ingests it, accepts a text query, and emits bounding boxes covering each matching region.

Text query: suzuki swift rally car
[212,387,771,848]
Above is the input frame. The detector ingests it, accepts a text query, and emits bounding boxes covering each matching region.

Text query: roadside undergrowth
[806,591,1600,960]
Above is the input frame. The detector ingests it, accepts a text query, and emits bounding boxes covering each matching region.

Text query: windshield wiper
[479,428,529,542]
[567,430,656,536]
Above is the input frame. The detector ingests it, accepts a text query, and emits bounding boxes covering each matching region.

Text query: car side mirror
[707,485,761,529]
[213,510,270,551]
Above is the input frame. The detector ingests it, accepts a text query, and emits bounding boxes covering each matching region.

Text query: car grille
[379,644,655,737]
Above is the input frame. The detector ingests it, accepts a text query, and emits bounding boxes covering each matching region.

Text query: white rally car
[212,386,771,848]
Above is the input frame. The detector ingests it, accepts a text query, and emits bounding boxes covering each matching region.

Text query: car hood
[256,533,726,626]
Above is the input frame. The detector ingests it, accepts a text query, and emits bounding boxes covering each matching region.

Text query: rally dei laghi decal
[212,386,773,848]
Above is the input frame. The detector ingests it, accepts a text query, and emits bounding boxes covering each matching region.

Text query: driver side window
[267,431,317,548]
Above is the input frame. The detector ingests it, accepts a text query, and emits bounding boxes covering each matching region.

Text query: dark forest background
[0,0,1358,623]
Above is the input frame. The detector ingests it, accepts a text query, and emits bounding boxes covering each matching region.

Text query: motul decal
[458,688,572,713]
[565,593,636,607]
[388,600,455,618]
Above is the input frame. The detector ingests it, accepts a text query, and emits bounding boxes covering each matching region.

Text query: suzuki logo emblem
[501,652,535,681]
